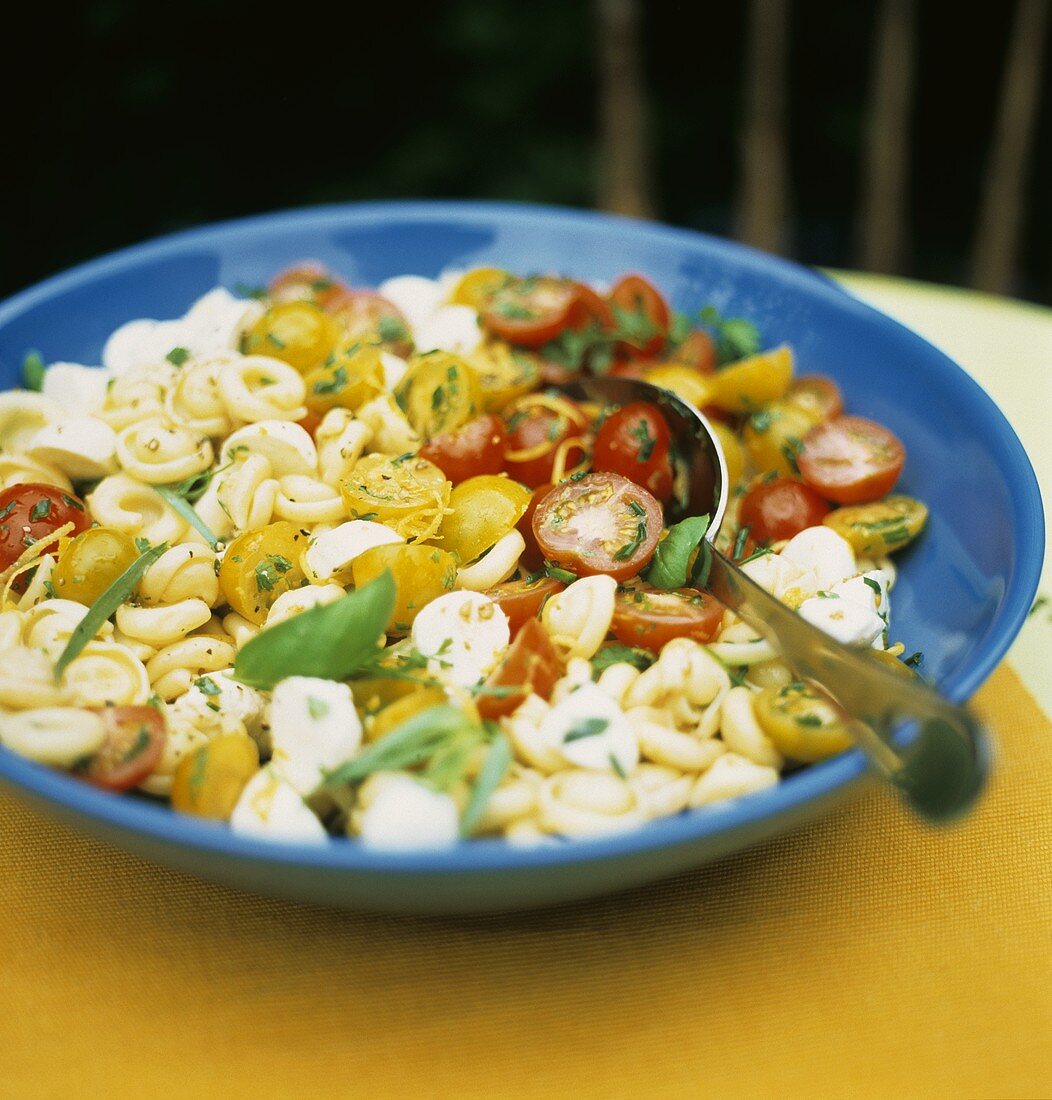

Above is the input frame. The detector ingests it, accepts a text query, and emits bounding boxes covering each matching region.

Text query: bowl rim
[0,198,1043,877]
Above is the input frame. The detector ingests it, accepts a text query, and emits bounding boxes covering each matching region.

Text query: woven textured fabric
[1,662,1049,1099]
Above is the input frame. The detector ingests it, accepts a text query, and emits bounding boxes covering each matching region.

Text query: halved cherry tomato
[438,475,531,564]
[592,402,675,502]
[503,395,589,487]
[487,574,565,634]
[242,300,341,374]
[611,585,725,652]
[0,483,91,590]
[476,618,563,720]
[80,705,166,792]
[607,274,671,357]
[52,527,139,606]
[786,374,843,421]
[342,454,451,542]
[481,276,582,348]
[569,283,615,332]
[449,267,513,310]
[798,416,905,504]
[670,329,718,374]
[170,731,259,818]
[533,472,662,581]
[516,483,555,570]
[324,289,413,357]
[218,521,310,624]
[419,414,506,484]
[268,262,346,307]
[739,477,832,544]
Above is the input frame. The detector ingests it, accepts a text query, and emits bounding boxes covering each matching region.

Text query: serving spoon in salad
[564,376,988,823]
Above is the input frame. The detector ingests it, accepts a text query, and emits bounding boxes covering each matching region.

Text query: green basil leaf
[54,543,169,679]
[460,731,512,837]
[590,645,655,677]
[233,571,397,690]
[153,485,220,549]
[645,514,710,590]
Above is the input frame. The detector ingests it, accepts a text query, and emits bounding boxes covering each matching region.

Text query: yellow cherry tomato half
[469,341,542,413]
[170,731,260,820]
[302,342,385,416]
[741,399,823,478]
[366,687,449,742]
[437,474,532,564]
[706,344,794,413]
[822,494,929,556]
[351,543,458,634]
[394,352,480,439]
[51,527,140,606]
[219,521,310,625]
[710,421,745,489]
[642,364,715,411]
[341,453,451,542]
[449,267,513,309]
[242,300,341,374]
[754,681,853,763]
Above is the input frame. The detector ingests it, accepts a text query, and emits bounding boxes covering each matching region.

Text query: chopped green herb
[563,717,609,742]
[307,696,330,720]
[166,346,191,366]
[628,417,655,462]
[697,306,761,366]
[29,498,52,522]
[545,565,578,584]
[194,676,221,697]
[21,351,46,391]
[60,493,84,512]
[254,554,293,593]
[266,332,287,349]
[613,521,648,562]
[460,731,513,837]
[312,365,348,395]
[780,435,804,476]
[377,314,409,342]
[590,645,655,676]
[609,754,628,779]
[732,525,750,561]
[796,714,823,728]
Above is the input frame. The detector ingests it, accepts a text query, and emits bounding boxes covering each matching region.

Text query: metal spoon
[565,376,988,822]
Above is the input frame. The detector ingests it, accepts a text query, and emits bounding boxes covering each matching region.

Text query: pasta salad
[0,264,928,847]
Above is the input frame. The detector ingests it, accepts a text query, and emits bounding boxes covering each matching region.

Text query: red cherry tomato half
[80,705,167,792]
[798,416,906,504]
[533,471,662,581]
[787,374,844,420]
[607,274,671,357]
[0,483,91,590]
[592,402,675,502]
[324,289,413,357]
[516,483,556,571]
[739,477,832,544]
[476,618,563,720]
[503,397,589,487]
[481,276,584,348]
[568,283,615,332]
[611,585,726,652]
[488,574,565,635]
[671,329,718,374]
[268,262,346,306]
[419,414,506,484]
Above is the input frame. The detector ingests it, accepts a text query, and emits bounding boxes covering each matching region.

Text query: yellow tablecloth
[3,277,1050,1099]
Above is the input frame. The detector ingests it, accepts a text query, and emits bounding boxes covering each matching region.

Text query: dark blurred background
[4,0,1049,302]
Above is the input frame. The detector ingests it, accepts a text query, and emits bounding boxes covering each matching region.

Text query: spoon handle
[704,547,989,821]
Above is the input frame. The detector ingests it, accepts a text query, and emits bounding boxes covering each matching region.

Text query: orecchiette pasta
[88,474,189,546]
[164,353,236,437]
[541,575,617,660]
[139,544,220,607]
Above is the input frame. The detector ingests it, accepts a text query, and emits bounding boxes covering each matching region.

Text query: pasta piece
[594,661,642,706]
[216,355,307,423]
[0,452,72,492]
[146,635,239,701]
[273,475,346,525]
[164,352,236,437]
[15,554,56,610]
[87,474,189,547]
[354,395,420,456]
[220,420,317,478]
[624,638,729,730]
[23,598,114,661]
[115,418,213,484]
[0,392,63,452]
[455,530,524,591]
[0,647,68,709]
[265,584,345,628]
[472,767,543,835]
[627,706,727,772]
[0,707,106,767]
[97,366,172,430]
[629,763,695,820]
[501,693,565,774]
[536,770,647,837]
[139,544,220,607]
[115,599,213,647]
[689,752,780,808]
[719,686,784,769]
[540,575,617,661]
[62,641,152,707]
[315,410,371,485]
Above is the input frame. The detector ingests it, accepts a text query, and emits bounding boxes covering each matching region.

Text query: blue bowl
[0,202,1043,912]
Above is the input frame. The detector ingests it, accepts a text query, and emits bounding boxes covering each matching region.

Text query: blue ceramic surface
[0,202,1043,913]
